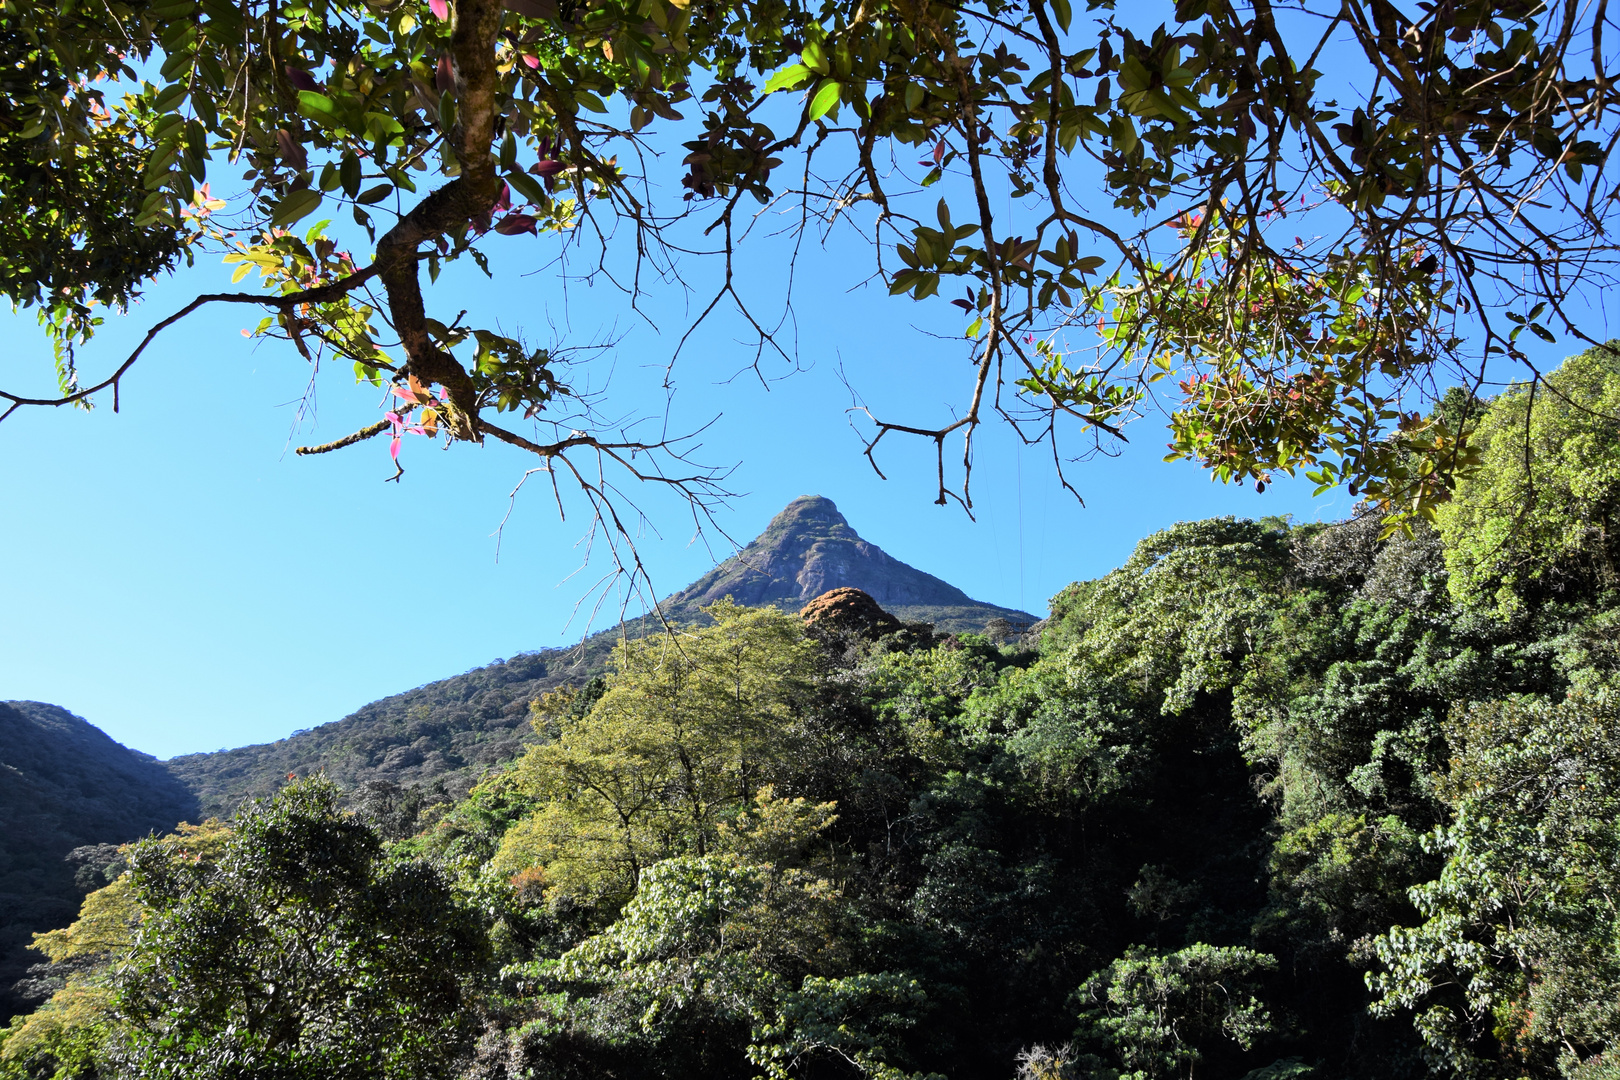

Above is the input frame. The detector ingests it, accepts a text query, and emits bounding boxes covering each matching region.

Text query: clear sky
[0,63,1579,761]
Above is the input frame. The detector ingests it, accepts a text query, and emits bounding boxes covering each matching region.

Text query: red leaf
[493,213,538,235]
[436,54,454,92]
[284,65,321,92]
[530,159,564,177]
[493,181,511,213]
[932,139,946,165]
[276,128,308,172]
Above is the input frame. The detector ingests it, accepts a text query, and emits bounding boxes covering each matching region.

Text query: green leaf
[1051,0,1072,32]
[764,63,812,94]
[506,170,549,204]
[340,152,362,197]
[356,184,393,205]
[801,39,829,75]
[807,79,841,121]
[297,91,341,128]
[271,189,324,227]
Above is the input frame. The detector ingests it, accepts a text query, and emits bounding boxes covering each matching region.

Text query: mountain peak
[771,494,849,530]
[662,497,1035,632]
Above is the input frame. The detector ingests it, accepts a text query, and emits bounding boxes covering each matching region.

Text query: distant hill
[170,496,1034,816]
[0,701,200,1022]
[164,650,579,819]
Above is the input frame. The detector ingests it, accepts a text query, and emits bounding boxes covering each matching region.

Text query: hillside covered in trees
[0,704,198,1023]
[165,497,1032,819]
[6,345,1620,1080]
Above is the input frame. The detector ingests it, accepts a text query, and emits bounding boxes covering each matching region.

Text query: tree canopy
[4,0,1618,539]
[12,353,1620,1080]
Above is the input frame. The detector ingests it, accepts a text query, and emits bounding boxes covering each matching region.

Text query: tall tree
[494,601,818,909]
[112,779,486,1080]
[3,0,1617,534]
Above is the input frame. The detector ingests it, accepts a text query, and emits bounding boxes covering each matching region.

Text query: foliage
[493,601,817,910]
[1369,693,1620,1079]
[1436,344,1620,615]
[1074,944,1277,1080]
[112,778,486,1080]
[0,703,198,1024]
[0,0,193,382]
[7,0,1618,527]
[0,824,230,1080]
[16,419,1620,1080]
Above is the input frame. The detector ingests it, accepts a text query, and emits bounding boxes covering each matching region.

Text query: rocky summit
[661,495,1037,633]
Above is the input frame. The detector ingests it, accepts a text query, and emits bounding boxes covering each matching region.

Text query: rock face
[661,495,1037,632]
[800,587,903,639]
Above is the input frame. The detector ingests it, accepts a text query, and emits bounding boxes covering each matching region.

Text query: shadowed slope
[0,701,199,1021]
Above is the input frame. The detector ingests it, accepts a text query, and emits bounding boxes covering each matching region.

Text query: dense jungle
[4,344,1620,1080]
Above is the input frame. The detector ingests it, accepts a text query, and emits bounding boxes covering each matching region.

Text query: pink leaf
[386,410,403,425]
[390,387,416,401]
[428,0,449,19]
[435,386,449,401]
[522,53,540,69]
[390,436,402,460]
[405,425,427,436]
[493,181,511,213]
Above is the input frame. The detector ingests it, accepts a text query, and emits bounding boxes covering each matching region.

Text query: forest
[4,344,1619,1080]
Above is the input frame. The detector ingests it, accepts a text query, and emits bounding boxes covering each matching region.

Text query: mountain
[3,498,1034,1013]
[164,497,1032,820]
[662,495,1038,632]
[0,701,200,1022]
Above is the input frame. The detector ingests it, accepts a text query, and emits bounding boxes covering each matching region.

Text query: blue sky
[0,24,1584,760]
